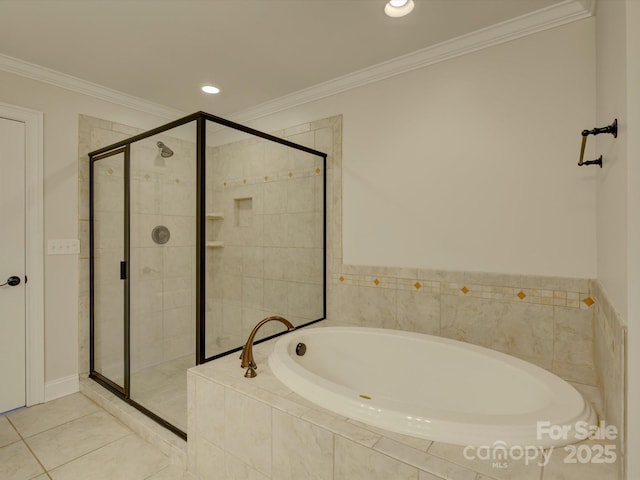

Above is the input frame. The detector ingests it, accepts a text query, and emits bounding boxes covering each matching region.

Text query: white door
[0,116,26,413]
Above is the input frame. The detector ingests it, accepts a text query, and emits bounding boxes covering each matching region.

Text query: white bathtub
[268,326,596,447]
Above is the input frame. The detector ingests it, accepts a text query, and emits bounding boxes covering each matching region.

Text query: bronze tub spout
[240,316,295,377]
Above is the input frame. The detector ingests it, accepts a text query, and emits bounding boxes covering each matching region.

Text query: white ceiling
[0,0,570,116]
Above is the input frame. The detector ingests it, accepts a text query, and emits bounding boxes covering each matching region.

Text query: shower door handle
[120,261,127,280]
[0,276,21,287]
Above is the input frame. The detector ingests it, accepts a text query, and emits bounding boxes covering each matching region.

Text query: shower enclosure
[89,112,326,438]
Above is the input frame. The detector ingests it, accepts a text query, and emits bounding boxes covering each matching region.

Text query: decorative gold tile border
[211,166,321,191]
[333,272,592,309]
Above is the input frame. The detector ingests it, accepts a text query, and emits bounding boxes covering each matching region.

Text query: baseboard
[44,374,79,402]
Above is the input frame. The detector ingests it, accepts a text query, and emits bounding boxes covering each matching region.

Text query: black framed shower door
[88,111,327,438]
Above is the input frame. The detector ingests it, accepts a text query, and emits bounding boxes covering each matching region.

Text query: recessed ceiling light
[384,0,414,17]
[201,85,220,94]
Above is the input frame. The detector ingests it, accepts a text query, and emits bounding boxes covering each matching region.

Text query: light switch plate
[47,239,80,255]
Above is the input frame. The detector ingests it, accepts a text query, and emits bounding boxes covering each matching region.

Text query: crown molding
[230,0,594,123]
[0,53,184,120]
[0,0,593,123]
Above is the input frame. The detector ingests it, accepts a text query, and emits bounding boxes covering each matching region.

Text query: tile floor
[109,355,193,433]
[130,355,193,433]
[0,393,186,480]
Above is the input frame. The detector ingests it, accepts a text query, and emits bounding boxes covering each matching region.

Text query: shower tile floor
[0,393,186,480]
[129,355,194,433]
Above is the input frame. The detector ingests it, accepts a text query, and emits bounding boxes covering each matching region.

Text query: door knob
[0,276,21,287]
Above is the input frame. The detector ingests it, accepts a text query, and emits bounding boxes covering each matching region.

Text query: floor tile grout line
[6,416,50,478]
[8,400,102,439]
[20,408,102,439]
[141,463,174,480]
[6,393,173,479]
[42,432,137,474]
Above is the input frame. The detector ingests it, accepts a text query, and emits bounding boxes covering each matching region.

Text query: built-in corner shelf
[206,213,224,248]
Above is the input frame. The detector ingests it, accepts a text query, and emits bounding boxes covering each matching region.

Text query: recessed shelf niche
[234,197,253,227]
[206,212,224,248]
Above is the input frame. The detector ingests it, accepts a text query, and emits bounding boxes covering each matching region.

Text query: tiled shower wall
[78,115,328,374]
[203,130,325,357]
[128,137,197,372]
[78,116,197,377]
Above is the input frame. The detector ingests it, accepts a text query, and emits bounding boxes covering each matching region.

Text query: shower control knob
[0,276,21,287]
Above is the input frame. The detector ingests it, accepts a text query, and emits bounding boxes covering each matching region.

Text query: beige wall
[241,18,597,278]
[622,1,640,478]
[594,1,640,478]
[0,70,171,388]
[595,0,628,321]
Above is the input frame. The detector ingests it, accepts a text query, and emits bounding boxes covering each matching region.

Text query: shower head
[157,141,174,158]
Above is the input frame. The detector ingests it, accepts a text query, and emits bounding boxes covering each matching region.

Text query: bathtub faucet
[240,316,295,378]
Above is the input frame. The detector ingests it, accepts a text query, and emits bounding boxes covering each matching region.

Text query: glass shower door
[128,122,197,434]
[90,146,128,392]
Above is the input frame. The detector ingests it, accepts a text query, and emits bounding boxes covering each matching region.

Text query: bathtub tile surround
[592,279,627,478]
[187,337,615,480]
[272,409,333,480]
[335,436,419,480]
[332,268,596,386]
[187,340,480,480]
